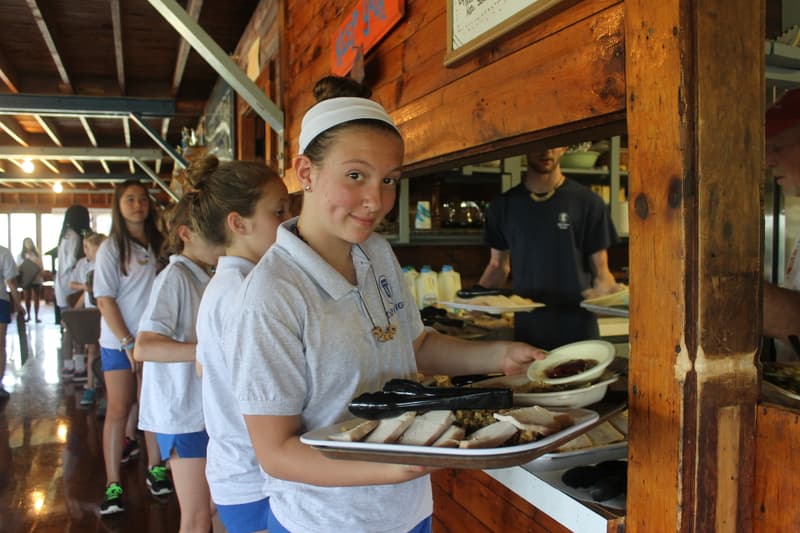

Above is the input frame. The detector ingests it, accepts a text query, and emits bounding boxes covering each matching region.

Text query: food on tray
[326,405,575,449]
[554,410,628,453]
[397,411,456,446]
[493,405,573,435]
[431,425,466,448]
[454,294,536,308]
[364,412,417,443]
[459,421,518,449]
[545,359,599,379]
[329,420,379,442]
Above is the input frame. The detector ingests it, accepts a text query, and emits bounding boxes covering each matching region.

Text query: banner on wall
[331,0,405,77]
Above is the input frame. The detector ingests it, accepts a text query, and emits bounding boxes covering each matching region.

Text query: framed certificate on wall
[445,0,565,66]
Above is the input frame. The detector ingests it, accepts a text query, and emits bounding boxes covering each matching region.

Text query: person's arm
[96,296,136,371]
[582,249,624,299]
[5,277,24,315]
[478,248,511,288]
[413,328,545,377]
[244,413,428,486]
[69,280,87,292]
[764,282,800,343]
[134,331,196,363]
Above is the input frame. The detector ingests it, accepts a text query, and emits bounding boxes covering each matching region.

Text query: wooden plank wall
[431,470,571,533]
[753,404,800,532]
[281,0,626,192]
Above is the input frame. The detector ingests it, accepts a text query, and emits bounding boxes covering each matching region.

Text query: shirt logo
[557,212,571,230]
[379,275,393,301]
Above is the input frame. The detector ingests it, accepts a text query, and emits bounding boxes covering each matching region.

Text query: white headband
[298,97,399,154]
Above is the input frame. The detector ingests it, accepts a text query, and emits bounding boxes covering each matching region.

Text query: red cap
[767,88,800,140]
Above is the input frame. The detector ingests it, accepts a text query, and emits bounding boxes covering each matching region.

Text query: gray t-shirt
[224,220,431,533]
[196,255,269,505]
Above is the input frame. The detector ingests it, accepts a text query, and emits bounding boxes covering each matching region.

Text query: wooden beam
[171,0,203,96]
[110,0,126,94]
[624,0,763,531]
[25,0,73,93]
[0,146,164,161]
[0,49,21,93]
[0,117,30,146]
[100,160,111,174]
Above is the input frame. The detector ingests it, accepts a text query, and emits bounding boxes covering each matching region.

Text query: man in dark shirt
[479,146,623,349]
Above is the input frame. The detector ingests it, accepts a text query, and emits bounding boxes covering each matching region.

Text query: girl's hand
[124,347,137,373]
[499,342,547,376]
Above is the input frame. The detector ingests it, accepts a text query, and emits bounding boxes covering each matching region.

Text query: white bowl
[477,372,620,408]
[527,340,615,385]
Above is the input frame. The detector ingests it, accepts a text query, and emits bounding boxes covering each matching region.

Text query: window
[41,213,63,264]
[92,210,112,237]
[10,213,36,258]
[0,214,7,249]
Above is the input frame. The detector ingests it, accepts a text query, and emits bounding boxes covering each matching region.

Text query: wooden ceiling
[0,0,259,201]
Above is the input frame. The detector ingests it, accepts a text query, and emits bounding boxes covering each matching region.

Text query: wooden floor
[0,303,181,532]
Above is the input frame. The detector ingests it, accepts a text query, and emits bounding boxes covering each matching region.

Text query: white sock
[74,355,86,373]
[63,360,74,371]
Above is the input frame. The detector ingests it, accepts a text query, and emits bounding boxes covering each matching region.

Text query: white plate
[438,300,544,314]
[476,372,620,408]
[300,408,599,464]
[580,289,630,317]
[528,340,616,385]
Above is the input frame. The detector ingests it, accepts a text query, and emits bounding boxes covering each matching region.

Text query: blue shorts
[156,430,209,461]
[267,511,431,533]
[216,497,270,533]
[0,300,9,324]
[100,347,132,372]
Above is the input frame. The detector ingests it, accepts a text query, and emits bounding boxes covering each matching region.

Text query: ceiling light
[53,181,63,193]
[21,159,34,173]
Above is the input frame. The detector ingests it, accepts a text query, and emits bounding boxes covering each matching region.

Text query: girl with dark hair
[56,205,92,379]
[134,191,223,533]
[192,155,289,533]
[92,180,169,515]
[17,237,43,322]
[226,77,545,533]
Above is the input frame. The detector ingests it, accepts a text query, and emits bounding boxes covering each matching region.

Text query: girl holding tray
[225,76,546,533]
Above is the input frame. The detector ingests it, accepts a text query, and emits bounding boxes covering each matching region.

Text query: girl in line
[17,237,43,323]
[225,76,546,533]
[69,232,107,406]
[134,190,223,533]
[93,180,167,515]
[193,156,290,533]
[55,205,92,379]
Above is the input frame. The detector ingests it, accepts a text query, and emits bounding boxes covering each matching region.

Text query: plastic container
[402,266,419,307]
[437,264,462,302]
[415,265,439,309]
[415,201,432,229]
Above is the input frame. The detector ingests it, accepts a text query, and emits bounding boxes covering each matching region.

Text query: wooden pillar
[624,1,763,531]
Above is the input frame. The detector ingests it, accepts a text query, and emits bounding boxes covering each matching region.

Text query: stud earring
[304,185,312,192]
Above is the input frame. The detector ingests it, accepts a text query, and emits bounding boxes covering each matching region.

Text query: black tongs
[456,285,513,299]
[348,379,513,419]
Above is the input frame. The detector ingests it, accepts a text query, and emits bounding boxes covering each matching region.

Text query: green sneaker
[146,465,174,496]
[99,482,124,515]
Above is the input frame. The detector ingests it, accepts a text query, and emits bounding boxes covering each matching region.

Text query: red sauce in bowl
[545,359,598,379]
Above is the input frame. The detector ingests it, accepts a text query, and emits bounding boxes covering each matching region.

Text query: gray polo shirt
[224,219,431,533]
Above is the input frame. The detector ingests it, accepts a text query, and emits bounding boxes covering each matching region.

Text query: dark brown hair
[110,180,163,276]
[303,76,401,165]
[187,155,282,246]
[160,191,199,256]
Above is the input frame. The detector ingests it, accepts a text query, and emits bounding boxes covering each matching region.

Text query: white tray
[300,408,599,469]
[580,289,629,317]
[438,300,544,314]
